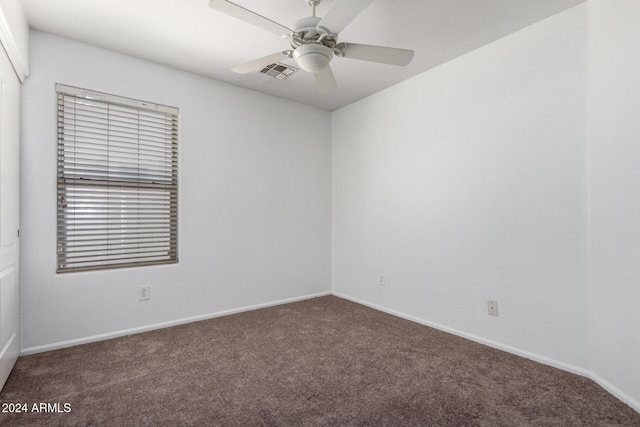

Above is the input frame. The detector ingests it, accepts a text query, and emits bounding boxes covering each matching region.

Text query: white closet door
[0,42,21,391]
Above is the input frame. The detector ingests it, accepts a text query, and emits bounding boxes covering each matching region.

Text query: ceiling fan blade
[317,0,373,34]
[313,65,337,94]
[337,43,414,66]
[209,0,292,37]
[231,51,291,74]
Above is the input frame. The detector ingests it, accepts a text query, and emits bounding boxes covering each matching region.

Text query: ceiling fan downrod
[306,0,322,14]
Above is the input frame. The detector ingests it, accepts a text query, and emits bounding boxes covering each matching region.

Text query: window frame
[56,84,179,273]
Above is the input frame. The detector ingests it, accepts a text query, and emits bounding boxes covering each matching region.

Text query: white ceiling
[21,0,585,111]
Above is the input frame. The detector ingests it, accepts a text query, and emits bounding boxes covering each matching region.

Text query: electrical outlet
[139,285,150,301]
[378,274,385,287]
[487,300,498,316]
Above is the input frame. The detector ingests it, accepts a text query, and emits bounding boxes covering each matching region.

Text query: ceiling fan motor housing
[293,16,322,39]
[291,15,336,73]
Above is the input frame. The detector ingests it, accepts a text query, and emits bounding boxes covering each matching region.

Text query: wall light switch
[378,274,385,287]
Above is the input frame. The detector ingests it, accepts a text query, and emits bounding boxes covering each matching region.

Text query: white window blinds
[56,84,179,273]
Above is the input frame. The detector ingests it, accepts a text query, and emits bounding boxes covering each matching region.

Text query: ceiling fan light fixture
[293,44,333,73]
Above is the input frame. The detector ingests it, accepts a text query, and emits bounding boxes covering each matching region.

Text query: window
[56,84,178,273]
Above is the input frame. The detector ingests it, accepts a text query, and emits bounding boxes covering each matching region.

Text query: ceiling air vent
[259,63,298,80]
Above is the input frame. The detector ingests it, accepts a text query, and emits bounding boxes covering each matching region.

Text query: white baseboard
[589,372,640,414]
[20,291,331,356]
[331,291,640,414]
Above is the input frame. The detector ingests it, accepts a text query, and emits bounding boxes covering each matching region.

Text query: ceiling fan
[209,0,415,93]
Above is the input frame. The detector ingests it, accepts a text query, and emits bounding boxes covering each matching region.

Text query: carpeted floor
[1,296,639,426]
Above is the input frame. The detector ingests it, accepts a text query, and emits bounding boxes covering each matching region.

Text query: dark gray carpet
[1,296,639,426]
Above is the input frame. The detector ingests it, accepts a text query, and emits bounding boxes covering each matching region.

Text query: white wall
[332,5,590,369]
[20,31,331,351]
[588,0,640,408]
